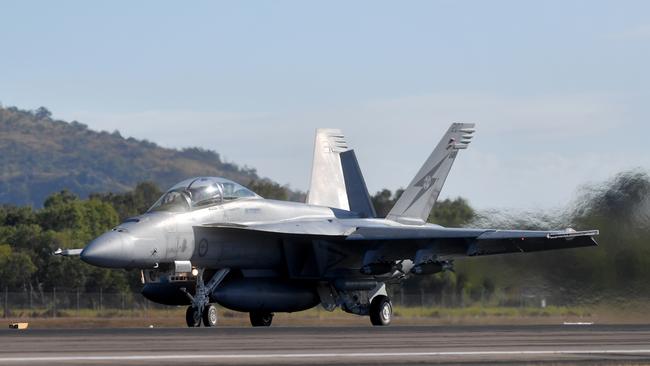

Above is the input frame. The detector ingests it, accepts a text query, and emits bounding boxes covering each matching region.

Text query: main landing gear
[333,282,394,326]
[181,268,229,327]
[249,312,274,327]
[369,295,393,326]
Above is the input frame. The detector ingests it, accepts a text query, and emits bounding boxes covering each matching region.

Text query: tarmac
[1,324,650,365]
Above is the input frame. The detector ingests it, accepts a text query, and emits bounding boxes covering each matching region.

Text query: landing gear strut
[369,295,392,326]
[249,312,274,327]
[181,268,229,327]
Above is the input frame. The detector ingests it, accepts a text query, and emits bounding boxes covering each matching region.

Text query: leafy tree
[38,192,83,232]
[38,191,118,238]
[371,189,404,217]
[90,182,162,220]
[1,205,36,226]
[247,179,289,201]
[370,189,473,226]
[428,198,475,227]
[371,189,395,217]
[0,247,37,289]
[43,190,77,208]
[33,106,52,119]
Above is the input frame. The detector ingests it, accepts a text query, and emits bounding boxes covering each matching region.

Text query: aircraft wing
[347,226,598,256]
[197,221,598,257]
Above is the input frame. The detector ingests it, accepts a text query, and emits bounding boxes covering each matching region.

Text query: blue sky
[1,1,649,209]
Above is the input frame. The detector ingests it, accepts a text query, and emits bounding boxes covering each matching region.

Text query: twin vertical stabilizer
[307,123,474,223]
[386,123,475,224]
[306,129,350,210]
[306,129,375,217]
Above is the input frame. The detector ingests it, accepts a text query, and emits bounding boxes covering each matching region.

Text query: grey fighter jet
[59,124,598,327]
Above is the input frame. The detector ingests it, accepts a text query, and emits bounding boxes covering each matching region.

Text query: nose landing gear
[185,302,218,327]
[181,267,229,327]
[185,306,201,327]
[202,304,218,327]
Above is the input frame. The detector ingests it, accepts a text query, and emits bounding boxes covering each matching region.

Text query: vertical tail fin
[386,123,475,225]
[306,129,376,217]
[306,129,350,210]
[340,150,376,218]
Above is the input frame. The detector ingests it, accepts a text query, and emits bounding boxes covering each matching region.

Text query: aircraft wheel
[369,295,392,326]
[249,312,273,327]
[185,306,201,327]
[202,304,218,327]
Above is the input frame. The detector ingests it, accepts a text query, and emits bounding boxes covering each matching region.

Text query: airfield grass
[5,303,650,328]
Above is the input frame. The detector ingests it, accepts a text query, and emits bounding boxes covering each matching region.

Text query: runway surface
[2,324,650,365]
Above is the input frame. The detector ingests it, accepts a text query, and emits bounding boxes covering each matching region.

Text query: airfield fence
[1,287,551,319]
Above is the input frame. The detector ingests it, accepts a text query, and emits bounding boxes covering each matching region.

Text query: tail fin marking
[386,123,475,225]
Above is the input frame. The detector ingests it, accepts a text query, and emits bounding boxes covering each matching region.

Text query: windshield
[187,178,223,207]
[147,177,259,212]
[221,181,257,200]
[148,190,191,212]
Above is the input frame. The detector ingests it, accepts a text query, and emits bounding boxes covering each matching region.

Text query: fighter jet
[58,123,598,327]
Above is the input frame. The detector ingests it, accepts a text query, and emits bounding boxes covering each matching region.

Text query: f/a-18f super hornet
[57,123,598,327]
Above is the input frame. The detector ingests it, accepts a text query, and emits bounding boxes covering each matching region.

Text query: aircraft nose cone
[81,231,133,268]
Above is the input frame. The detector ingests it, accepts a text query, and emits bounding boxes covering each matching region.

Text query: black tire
[249,312,274,327]
[202,304,218,327]
[186,306,201,327]
[369,295,392,326]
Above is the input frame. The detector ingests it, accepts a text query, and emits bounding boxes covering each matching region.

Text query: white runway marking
[2,350,650,362]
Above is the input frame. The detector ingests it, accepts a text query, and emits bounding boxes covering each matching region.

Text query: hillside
[0,105,270,206]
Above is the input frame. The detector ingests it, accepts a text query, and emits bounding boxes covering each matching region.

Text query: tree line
[1,171,648,307]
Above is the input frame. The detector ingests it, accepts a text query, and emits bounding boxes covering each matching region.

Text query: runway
[2,325,650,365]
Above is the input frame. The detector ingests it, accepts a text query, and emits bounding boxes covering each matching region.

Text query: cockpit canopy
[148,177,260,213]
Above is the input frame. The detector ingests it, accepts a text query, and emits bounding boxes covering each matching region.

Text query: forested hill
[0,105,270,206]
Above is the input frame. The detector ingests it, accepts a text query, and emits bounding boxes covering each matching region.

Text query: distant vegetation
[1,170,648,309]
[0,179,297,294]
[0,105,301,207]
[374,170,650,307]
[0,181,474,294]
[0,104,648,308]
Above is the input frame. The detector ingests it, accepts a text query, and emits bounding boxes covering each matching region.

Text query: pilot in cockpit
[148,177,259,213]
[187,182,223,207]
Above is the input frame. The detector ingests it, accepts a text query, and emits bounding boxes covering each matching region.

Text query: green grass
[8,303,650,327]
[6,304,650,328]
[0,304,602,320]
